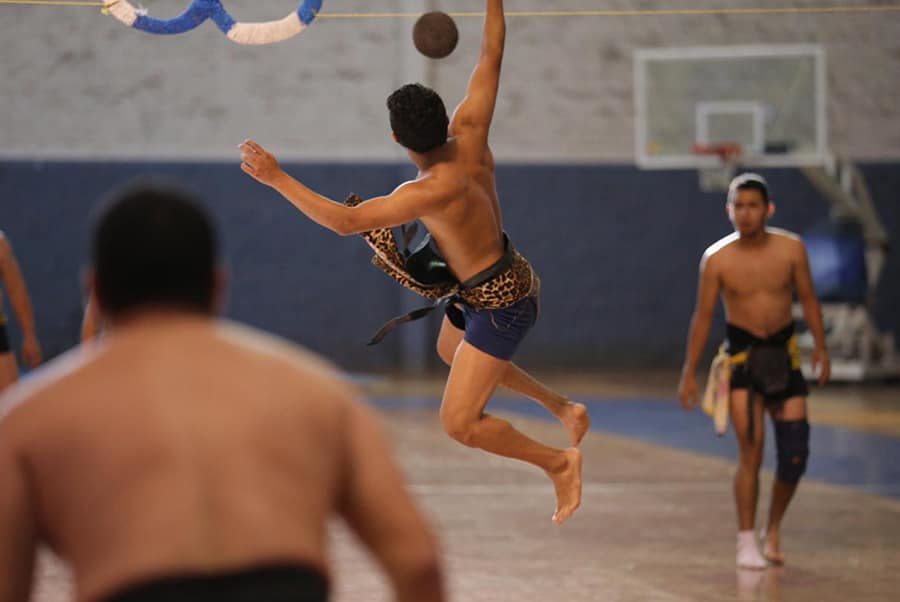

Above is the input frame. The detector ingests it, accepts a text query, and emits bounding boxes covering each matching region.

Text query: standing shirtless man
[240,0,587,524]
[0,231,42,393]
[678,174,830,568]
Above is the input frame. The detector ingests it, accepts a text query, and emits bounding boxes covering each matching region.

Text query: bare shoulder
[0,347,91,428]
[217,321,361,402]
[450,130,493,168]
[431,161,469,186]
[767,227,803,245]
[702,232,739,267]
[396,167,465,201]
[767,227,807,256]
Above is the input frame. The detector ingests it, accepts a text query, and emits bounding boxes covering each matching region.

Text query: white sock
[737,530,767,569]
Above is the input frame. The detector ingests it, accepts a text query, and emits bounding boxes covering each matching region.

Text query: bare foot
[762,530,785,566]
[548,447,582,525]
[558,401,590,446]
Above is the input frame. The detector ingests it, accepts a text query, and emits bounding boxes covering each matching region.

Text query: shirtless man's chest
[713,233,799,335]
[719,245,794,296]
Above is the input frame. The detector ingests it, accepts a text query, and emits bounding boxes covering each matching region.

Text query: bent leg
[440,340,562,468]
[436,315,589,445]
[440,340,582,524]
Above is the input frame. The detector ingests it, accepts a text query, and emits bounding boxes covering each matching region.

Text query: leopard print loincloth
[344,193,538,309]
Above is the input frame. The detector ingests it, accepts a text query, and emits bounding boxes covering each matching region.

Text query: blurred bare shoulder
[0,347,91,432]
[216,320,363,401]
[702,232,740,267]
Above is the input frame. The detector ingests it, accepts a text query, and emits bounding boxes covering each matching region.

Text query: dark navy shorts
[446,296,539,361]
[103,564,329,602]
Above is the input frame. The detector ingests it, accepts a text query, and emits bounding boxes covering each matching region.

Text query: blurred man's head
[387,83,449,154]
[90,182,221,321]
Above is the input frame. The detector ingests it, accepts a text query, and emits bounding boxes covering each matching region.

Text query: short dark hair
[727,173,769,204]
[91,182,218,318]
[387,83,449,153]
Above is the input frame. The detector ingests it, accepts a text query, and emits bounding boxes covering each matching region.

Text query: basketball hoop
[693,143,742,193]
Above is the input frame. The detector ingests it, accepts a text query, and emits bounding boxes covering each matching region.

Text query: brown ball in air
[413,12,459,59]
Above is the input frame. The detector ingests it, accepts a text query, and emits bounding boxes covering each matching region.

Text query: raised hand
[239,139,284,187]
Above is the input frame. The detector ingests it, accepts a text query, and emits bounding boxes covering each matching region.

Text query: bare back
[415,0,507,282]
[705,228,806,337]
[0,315,434,602]
[417,139,504,282]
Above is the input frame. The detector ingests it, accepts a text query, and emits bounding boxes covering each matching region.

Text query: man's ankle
[547,451,569,474]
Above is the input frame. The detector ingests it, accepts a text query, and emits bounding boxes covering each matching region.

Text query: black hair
[91,181,218,318]
[387,83,449,153]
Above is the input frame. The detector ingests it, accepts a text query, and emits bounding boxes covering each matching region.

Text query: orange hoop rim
[692,143,743,162]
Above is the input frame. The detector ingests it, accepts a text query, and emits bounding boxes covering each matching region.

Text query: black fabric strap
[366,234,517,346]
[366,303,445,346]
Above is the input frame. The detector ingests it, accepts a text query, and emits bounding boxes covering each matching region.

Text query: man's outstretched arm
[449,0,505,142]
[239,140,452,235]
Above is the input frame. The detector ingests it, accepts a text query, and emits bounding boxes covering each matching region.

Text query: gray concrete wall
[2,0,899,162]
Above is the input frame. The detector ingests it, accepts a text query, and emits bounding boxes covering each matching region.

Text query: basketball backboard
[634,44,827,169]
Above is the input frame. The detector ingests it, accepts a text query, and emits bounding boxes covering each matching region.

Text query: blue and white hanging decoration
[102,0,323,45]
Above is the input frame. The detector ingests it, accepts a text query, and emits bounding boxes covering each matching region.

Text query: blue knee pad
[774,419,810,484]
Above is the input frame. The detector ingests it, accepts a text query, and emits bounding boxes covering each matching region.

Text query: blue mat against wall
[1,161,898,370]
